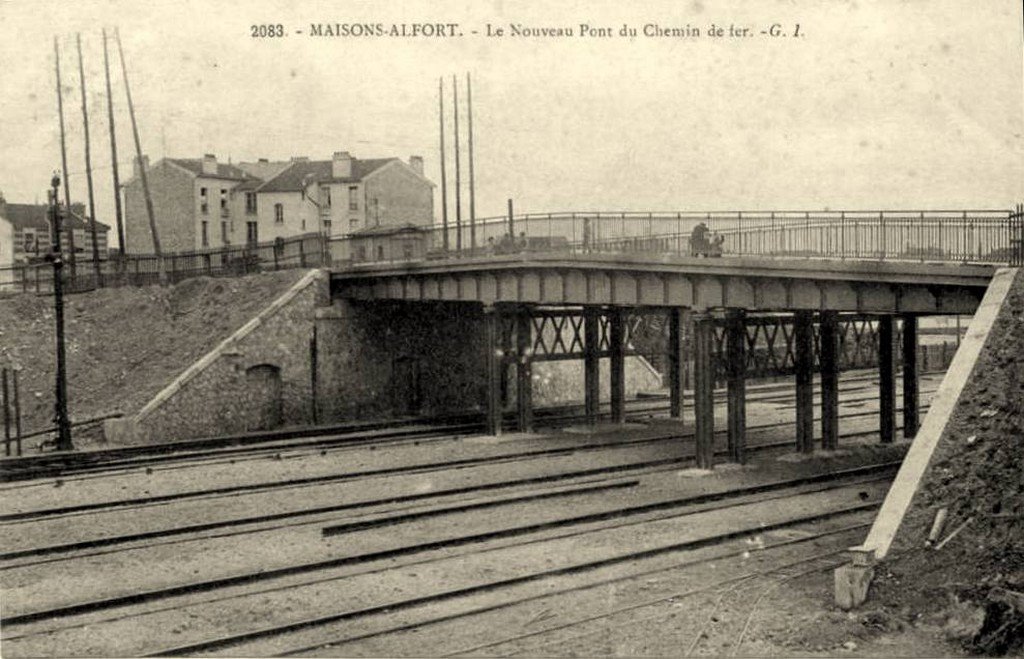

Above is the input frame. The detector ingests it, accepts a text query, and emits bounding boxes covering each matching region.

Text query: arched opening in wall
[392,356,421,416]
[245,363,283,430]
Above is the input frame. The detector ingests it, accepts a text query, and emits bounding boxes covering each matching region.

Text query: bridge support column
[725,309,746,463]
[516,312,534,433]
[902,314,919,439]
[667,308,690,420]
[583,307,601,427]
[693,313,715,469]
[794,310,815,454]
[609,309,626,424]
[879,315,896,443]
[820,311,840,450]
[483,306,503,436]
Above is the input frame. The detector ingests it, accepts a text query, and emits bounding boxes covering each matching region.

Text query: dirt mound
[871,269,1024,655]
[0,270,310,450]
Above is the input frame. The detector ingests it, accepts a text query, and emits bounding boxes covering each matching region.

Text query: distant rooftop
[258,158,397,193]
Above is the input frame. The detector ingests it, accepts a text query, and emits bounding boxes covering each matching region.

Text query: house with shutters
[122,151,434,254]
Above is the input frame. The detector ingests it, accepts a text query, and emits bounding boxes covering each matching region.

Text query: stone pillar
[516,311,534,433]
[879,315,896,443]
[902,314,920,439]
[693,313,715,469]
[725,309,746,463]
[483,305,502,436]
[583,307,601,426]
[819,311,840,450]
[609,309,626,424]
[794,310,815,453]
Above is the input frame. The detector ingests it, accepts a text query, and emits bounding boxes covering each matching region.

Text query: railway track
[2,463,892,657]
[0,397,930,527]
[0,369,934,483]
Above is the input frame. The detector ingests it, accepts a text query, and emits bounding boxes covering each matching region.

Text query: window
[246,221,258,246]
[221,221,229,245]
[402,242,414,260]
[376,245,385,260]
[274,203,284,224]
[200,187,208,214]
[348,186,359,211]
[320,186,331,207]
[220,189,229,217]
[245,192,257,215]
[356,245,367,261]
[201,221,209,247]
[322,219,332,233]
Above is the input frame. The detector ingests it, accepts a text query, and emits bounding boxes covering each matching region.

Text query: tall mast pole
[54,37,77,278]
[77,33,102,283]
[467,72,476,251]
[438,78,449,252]
[115,28,165,284]
[102,28,125,258]
[453,74,462,253]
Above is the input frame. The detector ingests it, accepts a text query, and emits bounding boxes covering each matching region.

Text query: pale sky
[1,0,1022,246]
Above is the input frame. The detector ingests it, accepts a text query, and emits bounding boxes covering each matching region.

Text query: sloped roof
[167,158,253,181]
[237,160,292,182]
[0,203,109,231]
[258,158,397,193]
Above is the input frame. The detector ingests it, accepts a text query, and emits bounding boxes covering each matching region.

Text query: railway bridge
[323,208,1021,469]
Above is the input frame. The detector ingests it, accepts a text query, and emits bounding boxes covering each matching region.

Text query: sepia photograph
[1,0,1022,656]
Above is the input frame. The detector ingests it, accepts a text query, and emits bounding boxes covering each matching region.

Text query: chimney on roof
[202,154,218,175]
[133,155,150,180]
[332,151,353,179]
[409,155,424,175]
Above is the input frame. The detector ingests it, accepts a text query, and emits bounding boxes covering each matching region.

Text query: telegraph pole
[452,74,462,253]
[467,72,476,250]
[116,28,164,284]
[102,28,126,258]
[77,33,103,283]
[49,174,73,452]
[438,77,449,252]
[54,37,77,278]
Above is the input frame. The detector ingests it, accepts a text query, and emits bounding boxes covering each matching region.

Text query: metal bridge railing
[328,207,1024,268]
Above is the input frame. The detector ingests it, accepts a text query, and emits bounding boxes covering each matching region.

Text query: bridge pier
[879,315,896,443]
[902,314,919,439]
[794,310,815,453]
[609,308,626,424]
[820,311,840,450]
[483,306,504,435]
[725,309,746,463]
[583,307,601,426]
[667,308,688,420]
[516,311,534,433]
[693,313,715,469]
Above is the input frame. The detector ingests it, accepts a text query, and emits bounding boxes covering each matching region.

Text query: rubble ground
[869,269,1024,656]
[0,270,309,450]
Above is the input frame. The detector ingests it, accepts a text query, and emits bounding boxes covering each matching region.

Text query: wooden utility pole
[77,33,102,283]
[452,74,462,253]
[102,28,125,258]
[54,37,77,278]
[115,28,164,283]
[467,72,476,250]
[438,78,449,252]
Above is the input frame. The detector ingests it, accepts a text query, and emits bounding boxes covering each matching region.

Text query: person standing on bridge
[690,221,710,257]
